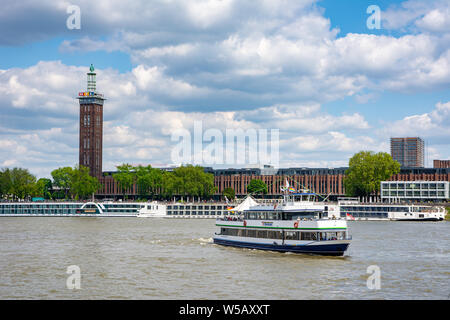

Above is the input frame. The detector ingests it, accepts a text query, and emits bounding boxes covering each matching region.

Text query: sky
[0,0,449,178]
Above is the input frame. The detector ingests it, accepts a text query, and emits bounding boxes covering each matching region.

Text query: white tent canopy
[229,195,259,212]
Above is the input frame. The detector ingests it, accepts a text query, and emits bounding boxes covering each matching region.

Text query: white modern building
[381,181,449,201]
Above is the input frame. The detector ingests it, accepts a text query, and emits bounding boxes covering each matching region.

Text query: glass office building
[381,181,449,201]
[390,137,425,167]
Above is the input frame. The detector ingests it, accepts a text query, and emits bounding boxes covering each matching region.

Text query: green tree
[9,167,37,200]
[135,165,163,199]
[199,169,216,199]
[51,167,73,199]
[34,178,53,199]
[69,165,101,200]
[344,151,401,197]
[113,163,135,200]
[171,165,216,200]
[160,171,178,200]
[223,187,235,201]
[247,179,268,194]
[0,168,12,199]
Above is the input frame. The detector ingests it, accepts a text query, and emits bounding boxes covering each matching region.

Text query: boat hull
[393,217,443,222]
[213,237,350,256]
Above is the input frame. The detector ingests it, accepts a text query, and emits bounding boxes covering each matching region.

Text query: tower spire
[87,64,96,92]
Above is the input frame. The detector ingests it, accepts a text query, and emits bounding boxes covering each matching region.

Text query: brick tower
[78,64,105,178]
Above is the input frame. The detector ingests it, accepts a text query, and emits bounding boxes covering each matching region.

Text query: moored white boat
[328,198,446,221]
[137,201,167,218]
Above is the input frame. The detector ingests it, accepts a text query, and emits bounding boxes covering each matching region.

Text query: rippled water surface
[0,218,448,299]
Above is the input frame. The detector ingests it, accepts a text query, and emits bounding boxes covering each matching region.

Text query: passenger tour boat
[213,192,352,256]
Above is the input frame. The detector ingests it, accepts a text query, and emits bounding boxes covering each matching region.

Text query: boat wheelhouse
[213,194,352,256]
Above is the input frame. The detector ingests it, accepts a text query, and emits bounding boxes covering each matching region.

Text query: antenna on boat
[282,176,328,202]
[321,193,332,202]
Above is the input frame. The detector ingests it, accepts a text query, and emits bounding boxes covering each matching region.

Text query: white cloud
[416,8,450,33]
[1,1,450,176]
[382,0,450,33]
[380,101,450,161]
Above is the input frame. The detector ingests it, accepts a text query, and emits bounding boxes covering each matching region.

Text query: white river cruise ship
[0,201,229,218]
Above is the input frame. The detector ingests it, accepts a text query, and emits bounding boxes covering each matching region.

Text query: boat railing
[218,216,244,222]
[320,235,352,241]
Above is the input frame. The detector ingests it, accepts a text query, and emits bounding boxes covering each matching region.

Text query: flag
[281,178,290,192]
[288,187,296,193]
[346,213,355,220]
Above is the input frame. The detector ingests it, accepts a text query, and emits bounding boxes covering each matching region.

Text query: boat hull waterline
[213,237,350,256]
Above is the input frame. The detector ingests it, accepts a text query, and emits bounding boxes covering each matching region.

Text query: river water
[0,218,448,299]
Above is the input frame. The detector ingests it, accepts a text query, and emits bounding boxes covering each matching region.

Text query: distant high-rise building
[390,137,424,167]
[77,64,105,178]
[434,160,450,169]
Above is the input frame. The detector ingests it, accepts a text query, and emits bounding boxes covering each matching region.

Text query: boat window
[257,230,266,238]
[267,231,283,240]
[267,212,278,220]
[285,231,300,241]
[301,232,318,241]
[326,232,338,240]
[247,212,257,220]
[247,230,256,238]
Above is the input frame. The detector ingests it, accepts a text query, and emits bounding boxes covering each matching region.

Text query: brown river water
[0,218,448,299]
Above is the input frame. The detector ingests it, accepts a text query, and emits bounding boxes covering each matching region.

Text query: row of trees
[113,164,217,200]
[0,151,400,201]
[0,166,100,201]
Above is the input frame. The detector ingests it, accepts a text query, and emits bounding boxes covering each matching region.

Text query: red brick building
[434,160,450,169]
[94,167,450,199]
